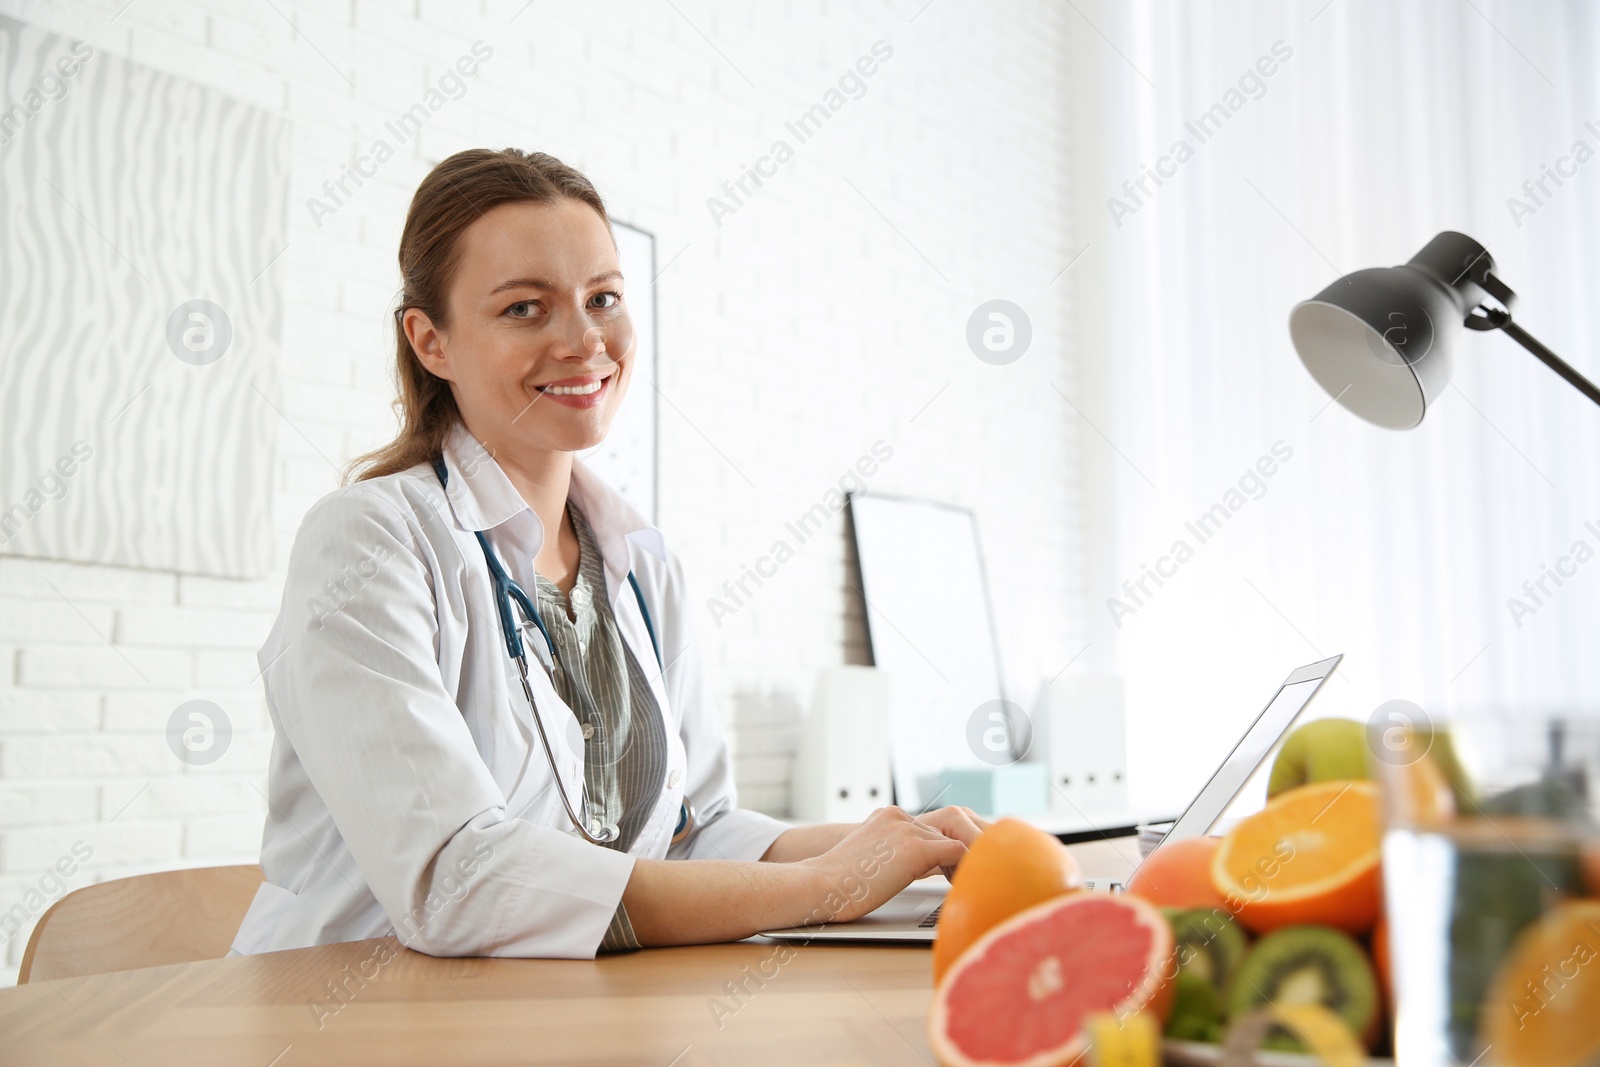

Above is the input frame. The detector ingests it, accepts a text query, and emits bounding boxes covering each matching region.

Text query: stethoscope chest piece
[671,799,696,845]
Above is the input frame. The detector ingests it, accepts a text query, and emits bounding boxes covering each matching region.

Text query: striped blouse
[532,501,666,952]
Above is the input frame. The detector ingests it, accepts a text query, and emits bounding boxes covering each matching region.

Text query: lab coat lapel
[566,460,665,613]
[437,424,676,804]
[567,461,673,726]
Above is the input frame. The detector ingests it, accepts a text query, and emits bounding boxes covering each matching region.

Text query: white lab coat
[230,421,790,959]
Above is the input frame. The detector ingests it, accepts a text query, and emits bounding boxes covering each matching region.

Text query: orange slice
[1210,779,1383,935]
[1481,900,1600,1067]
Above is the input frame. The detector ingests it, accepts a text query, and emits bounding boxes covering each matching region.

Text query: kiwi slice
[1170,907,1248,998]
[1165,970,1224,1043]
[1228,925,1379,1051]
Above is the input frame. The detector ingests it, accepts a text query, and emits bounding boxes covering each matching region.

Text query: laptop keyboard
[918,903,942,928]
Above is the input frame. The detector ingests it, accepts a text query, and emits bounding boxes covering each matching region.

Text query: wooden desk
[0,837,1143,1066]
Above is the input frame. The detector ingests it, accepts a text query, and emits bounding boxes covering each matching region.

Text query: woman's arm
[622,806,987,946]
[757,822,853,862]
[756,805,992,863]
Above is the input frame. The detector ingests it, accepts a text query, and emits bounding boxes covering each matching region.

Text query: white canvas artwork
[0,15,289,578]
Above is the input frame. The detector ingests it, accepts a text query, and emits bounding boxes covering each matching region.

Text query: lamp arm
[1496,317,1600,410]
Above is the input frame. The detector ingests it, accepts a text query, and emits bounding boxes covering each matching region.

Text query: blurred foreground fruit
[1229,924,1382,1051]
[1126,836,1227,910]
[931,817,1082,985]
[1374,726,1474,826]
[1168,906,1248,997]
[1222,1003,1371,1064]
[928,893,1174,1067]
[1371,914,1392,1010]
[1165,970,1224,1043]
[1268,718,1371,798]
[1443,820,1589,1062]
[1480,900,1600,1067]
[1211,780,1382,935]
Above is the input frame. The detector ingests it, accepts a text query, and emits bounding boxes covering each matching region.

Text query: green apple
[1267,718,1371,798]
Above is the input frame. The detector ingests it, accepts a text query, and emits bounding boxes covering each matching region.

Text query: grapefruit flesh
[929,893,1174,1067]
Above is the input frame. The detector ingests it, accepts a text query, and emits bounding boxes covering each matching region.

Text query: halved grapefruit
[932,817,1083,985]
[928,892,1175,1067]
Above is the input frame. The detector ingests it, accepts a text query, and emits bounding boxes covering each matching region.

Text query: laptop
[759,654,1342,943]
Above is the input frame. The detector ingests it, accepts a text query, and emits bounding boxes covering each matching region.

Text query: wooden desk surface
[0,837,1143,1066]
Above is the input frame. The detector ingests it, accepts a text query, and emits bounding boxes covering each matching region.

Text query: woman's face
[407,197,634,458]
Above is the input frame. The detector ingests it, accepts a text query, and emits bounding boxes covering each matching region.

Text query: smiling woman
[230,147,985,962]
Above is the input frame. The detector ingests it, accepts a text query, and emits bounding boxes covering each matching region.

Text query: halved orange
[932,817,1082,985]
[1481,900,1600,1067]
[1210,779,1383,935]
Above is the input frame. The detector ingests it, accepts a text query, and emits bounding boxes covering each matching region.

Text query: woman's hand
[623,805,996,945]
[793,805,980,926]
[911,805,990,877]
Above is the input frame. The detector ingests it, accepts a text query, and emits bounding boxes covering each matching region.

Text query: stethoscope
[432,458,696,848]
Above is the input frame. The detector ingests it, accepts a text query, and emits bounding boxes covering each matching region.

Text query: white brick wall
[0,0,1082,982]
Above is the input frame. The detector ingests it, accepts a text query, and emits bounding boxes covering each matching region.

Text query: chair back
[18,864,264,983]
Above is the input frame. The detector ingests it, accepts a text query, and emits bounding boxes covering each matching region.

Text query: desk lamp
[1288,230,1600,428]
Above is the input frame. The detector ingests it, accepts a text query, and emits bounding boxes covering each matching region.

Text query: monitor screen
[848,493,1005,812]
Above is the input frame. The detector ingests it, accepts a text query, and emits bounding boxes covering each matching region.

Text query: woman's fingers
[799,806,985,923]
[902,806,989,880]
[909,828,967,882]
[914,805,988,846]
[798,807,971,924]
[864,809,966,874]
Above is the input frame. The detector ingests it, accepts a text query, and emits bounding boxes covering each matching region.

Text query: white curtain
[1065,0,1600,813]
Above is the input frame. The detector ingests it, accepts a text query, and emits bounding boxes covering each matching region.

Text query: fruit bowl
[1165,1039,1394,1066]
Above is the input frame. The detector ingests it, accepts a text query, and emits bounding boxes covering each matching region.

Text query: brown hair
[344,148,612,484]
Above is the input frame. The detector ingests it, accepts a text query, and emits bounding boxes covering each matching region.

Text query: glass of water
[1372,705,1600,1067]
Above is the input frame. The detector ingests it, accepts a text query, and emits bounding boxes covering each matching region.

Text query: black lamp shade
[1289,232,1496,429]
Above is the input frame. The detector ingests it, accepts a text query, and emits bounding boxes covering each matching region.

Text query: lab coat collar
[437,421,666,603]
[570,459,667,613]
[438,421,526,533]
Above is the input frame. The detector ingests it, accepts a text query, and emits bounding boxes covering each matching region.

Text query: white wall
[0,0,1081,982]
[1067,0,1600,816]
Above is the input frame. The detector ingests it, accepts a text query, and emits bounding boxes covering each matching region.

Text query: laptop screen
[1153,657,1341,852]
